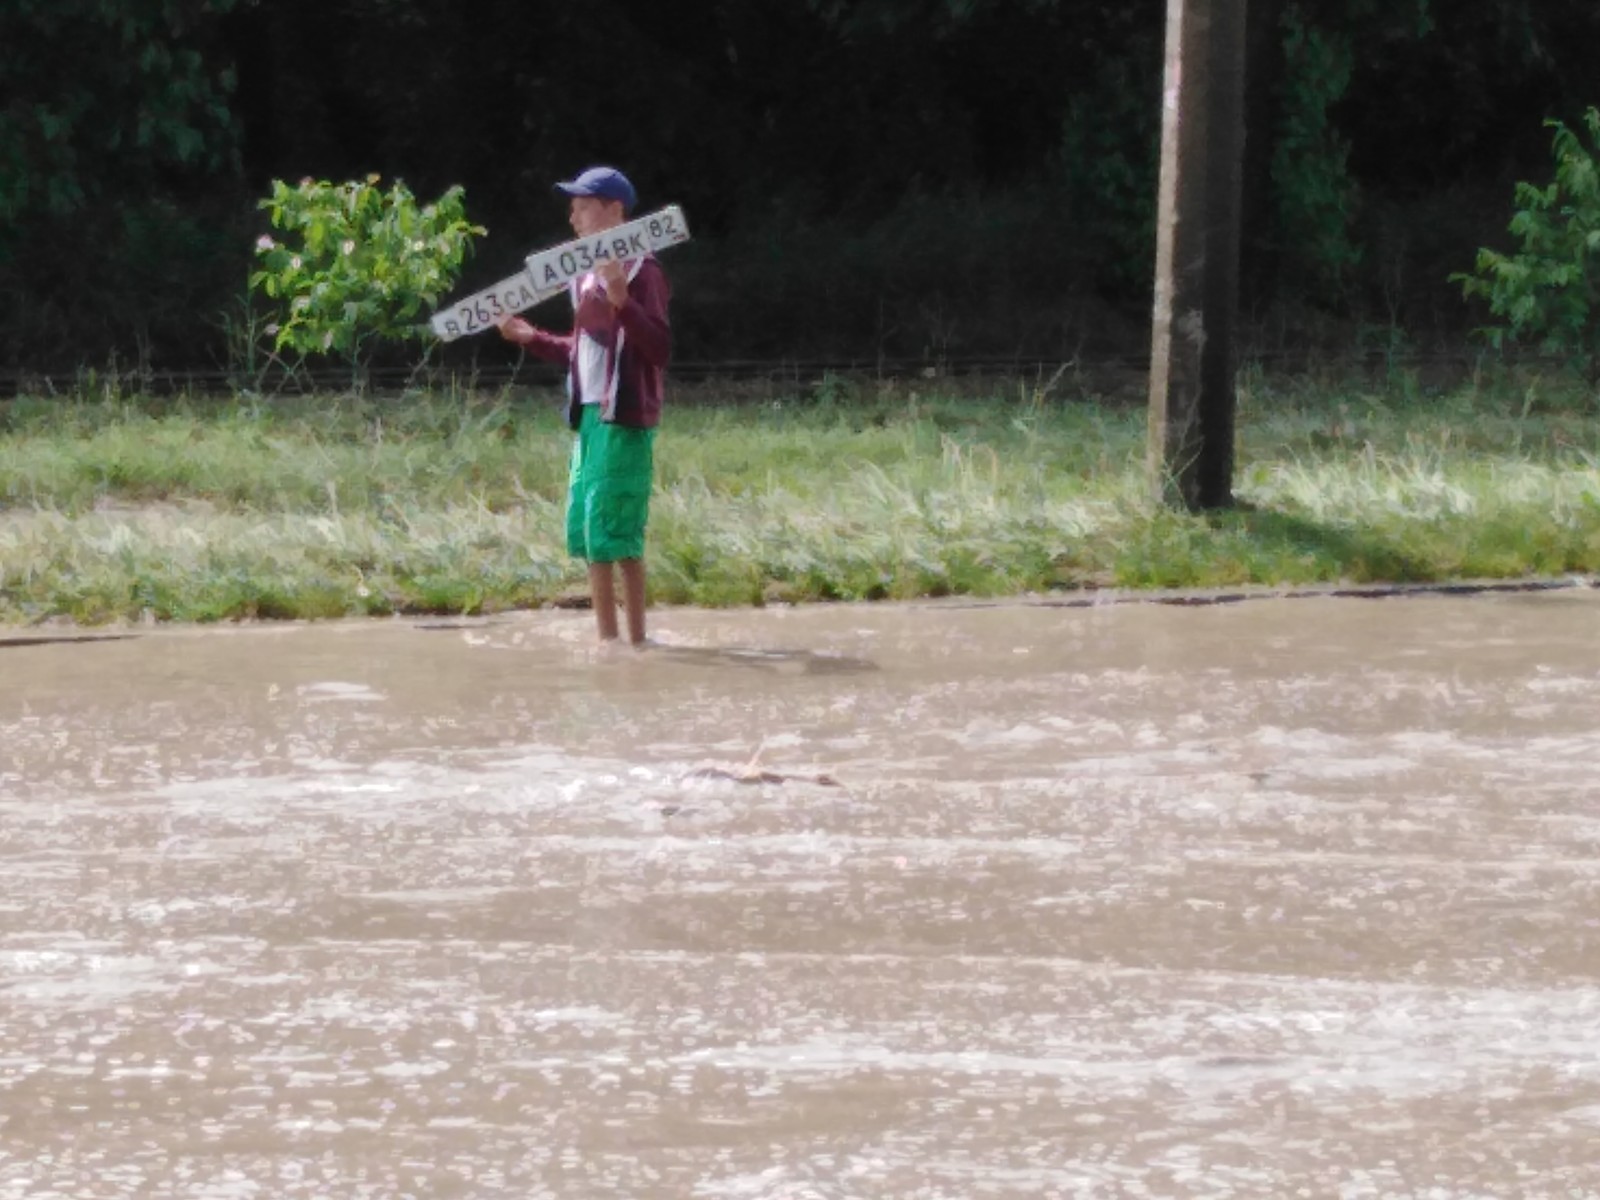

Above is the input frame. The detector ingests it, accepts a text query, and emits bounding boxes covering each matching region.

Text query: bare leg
[588,562,620,641]
[619,557,647,645]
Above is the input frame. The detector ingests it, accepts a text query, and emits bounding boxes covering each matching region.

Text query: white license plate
[431,205,691,341]
[523,205,690,292]
[428,271,563,341]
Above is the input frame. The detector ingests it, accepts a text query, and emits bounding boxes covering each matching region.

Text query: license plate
[428,272,563,341]
[431,205,691,341]
[523,205,690,292]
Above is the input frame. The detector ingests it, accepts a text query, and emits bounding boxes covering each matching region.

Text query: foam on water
[3,594,1600,1197]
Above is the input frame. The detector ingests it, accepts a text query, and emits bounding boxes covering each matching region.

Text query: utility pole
[1147,0,1247,511]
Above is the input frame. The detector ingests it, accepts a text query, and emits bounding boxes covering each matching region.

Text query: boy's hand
[596,260,628,308]
[497,315,536,344]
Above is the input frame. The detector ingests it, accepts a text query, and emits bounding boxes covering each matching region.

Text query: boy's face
[568,195,624,237]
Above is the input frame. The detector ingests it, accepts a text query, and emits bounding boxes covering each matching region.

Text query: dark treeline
[1,0,1596,380]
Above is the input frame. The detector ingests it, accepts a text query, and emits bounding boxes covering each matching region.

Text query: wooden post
[1148,0,1247,510]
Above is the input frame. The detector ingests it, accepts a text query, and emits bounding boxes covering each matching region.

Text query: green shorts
[566,404,655,562]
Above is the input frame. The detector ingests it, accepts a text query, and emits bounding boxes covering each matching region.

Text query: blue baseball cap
[553,166,637,214]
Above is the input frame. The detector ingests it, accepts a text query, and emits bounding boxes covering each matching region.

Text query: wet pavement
[3,591,1600,1198]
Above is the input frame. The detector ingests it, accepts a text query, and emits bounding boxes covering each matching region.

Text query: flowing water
[3,591,1599,1198]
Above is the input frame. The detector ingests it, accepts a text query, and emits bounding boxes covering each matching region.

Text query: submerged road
[3,592,1599,1198]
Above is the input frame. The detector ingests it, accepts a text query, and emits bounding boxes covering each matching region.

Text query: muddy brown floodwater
[2,591,1600,1199]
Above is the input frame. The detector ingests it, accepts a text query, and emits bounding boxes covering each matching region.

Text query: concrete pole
[1147,0,1247,510]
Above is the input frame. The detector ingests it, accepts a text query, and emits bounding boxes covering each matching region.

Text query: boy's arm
[497,316,572,363]
[604,259,672,367]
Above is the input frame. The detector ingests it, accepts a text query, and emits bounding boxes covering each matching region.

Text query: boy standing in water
[497,166,672,648]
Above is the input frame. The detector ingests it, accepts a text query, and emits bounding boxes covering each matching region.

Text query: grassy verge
[1,370,1598,625]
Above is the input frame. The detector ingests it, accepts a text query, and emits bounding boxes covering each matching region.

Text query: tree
[0,0,242,224]
[0,0,246,367]
[1456,109,1600,385]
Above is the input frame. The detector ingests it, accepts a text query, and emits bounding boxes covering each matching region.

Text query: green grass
[1,370,1598,625]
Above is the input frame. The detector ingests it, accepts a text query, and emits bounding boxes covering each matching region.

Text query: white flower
[264,323,280,335]
[412,240,425,253]
[255,234,275,251]
[290,255,302,270]
[342,239,356,255]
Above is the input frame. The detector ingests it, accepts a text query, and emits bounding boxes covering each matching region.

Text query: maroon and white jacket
[518,255,672,431]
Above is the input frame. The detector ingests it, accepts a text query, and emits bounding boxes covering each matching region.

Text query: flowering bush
[249,175,484,375]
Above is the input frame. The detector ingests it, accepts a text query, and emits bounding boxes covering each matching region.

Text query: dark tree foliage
[0,0,247,369]
[1,0,1596,377]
